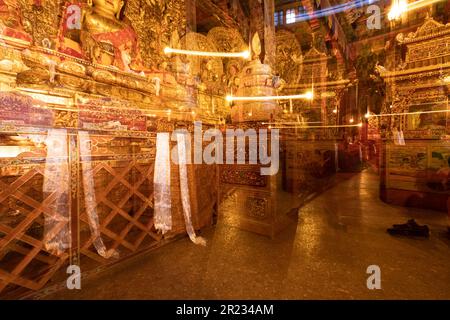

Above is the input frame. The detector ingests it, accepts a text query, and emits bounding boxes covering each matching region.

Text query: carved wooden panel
[0,162,70,296]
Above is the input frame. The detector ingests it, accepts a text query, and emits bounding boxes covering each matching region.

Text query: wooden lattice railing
[0,165,70,294]
[79,160,160,263]
[0,128,216,298]
[0,133,160,298]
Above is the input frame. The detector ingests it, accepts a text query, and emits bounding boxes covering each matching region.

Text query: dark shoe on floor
[387,219,430,237]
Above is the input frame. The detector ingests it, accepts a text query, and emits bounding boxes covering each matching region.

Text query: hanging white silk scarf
[43,129,71,256]
[154,132,172,234]
[176,132,206,246]
[398,130,405,146]
[79,131,118,259]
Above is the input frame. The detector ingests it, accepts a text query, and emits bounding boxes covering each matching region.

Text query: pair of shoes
[387,219,430,237]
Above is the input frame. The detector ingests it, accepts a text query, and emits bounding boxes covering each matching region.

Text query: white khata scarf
[44,130,118,258]
[154,132,206,246]
[176,132,206,246]
[43,129,71,256]
[154,133,172,234]
[79,131,118,259]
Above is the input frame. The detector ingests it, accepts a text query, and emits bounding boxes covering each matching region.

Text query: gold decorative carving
[0,0,32,48]
[397,15,450,44]
[54,110,78,128]
[58,73,89,91]
[0,45,27,73]
[124,0,186,70]
[58,60,86,77]
[180,32,223,79]
[382,15,450,137]
[207,27,247,54]
[207,26,247,92]
[17,0,62,48]
[245,196,268,220]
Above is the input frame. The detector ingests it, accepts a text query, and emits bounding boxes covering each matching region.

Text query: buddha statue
[0,0,21,28]
[81,0,148,73]
[0,0,31,44]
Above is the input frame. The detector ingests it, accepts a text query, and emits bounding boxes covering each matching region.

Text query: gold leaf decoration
[124,0,187,70]
[180,32,223,78]
[17,0,64,48]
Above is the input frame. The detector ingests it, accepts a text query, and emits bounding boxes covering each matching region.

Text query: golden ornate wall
[0,0,221,298]
[379,16,450,210]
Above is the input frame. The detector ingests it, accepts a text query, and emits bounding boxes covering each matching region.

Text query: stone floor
[42,170,450,299]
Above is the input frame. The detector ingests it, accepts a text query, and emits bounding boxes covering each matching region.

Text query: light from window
[286,8,295,24]
[274,12,279,26]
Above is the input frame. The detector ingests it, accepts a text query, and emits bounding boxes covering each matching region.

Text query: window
[296,6,306,22]
[286,8,295,24]
[298,6,306,15]
[275,10,283,25]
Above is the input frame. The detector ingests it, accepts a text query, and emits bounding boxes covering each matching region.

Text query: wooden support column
[231,0,250,42]
[70,130,80,266]
[263,0,276,68]
[185,0,197,33]
[248,0,264,44]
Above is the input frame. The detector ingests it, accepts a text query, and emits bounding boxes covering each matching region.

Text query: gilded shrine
[0,0,449,301]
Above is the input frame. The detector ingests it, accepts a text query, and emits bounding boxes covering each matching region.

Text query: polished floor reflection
[41,170,450,300]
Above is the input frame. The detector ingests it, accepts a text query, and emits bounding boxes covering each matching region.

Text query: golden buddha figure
[0,0,21,28]
[0,0,31,45]
[81,0,148,73]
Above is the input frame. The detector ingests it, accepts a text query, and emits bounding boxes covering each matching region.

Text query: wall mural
[275,29,302,85]
[388,143,450,193]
